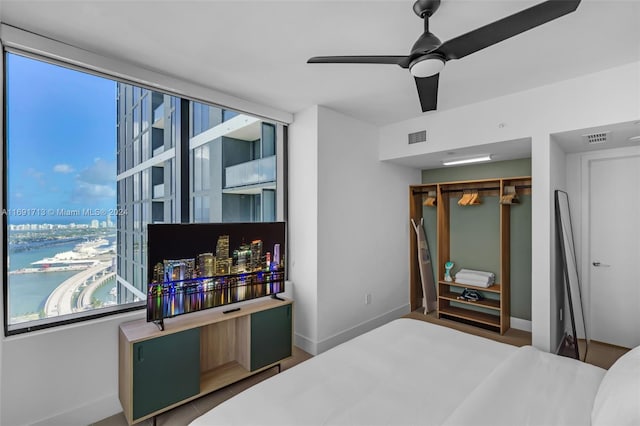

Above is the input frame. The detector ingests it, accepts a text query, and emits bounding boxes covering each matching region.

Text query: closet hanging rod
[411,184,531,195]
[441,184,532,194]
[441,186,500,193]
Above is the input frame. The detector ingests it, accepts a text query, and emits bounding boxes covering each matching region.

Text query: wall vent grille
[583,131,610,144]
[408,130,427,144]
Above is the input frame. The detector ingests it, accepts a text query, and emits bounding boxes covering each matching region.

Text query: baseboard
[293,304,411,356]
[510,317,532,332]
[30,393,121,426]
[293,331,318,356]
[316,303,411,354]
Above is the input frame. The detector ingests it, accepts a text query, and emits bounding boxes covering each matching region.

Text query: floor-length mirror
[555,190,588,360]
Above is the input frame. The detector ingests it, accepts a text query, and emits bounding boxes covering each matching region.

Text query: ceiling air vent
[583,131,610,145]
[408,130,427,144]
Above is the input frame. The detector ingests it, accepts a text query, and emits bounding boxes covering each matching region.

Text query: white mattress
[191,318,605,426]
[442,345,605,426]
[191,318,516,426]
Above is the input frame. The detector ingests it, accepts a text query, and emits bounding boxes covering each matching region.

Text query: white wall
[287,106,320,354]
[379,61,640,351]
[1,311,143,425]
[315,106,419,352]
[288,105,419,355]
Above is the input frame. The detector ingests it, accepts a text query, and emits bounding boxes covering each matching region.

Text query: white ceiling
[389,119,640,169]
[386,137,534,168]
[2,0,639,128]
[552,119,640,153]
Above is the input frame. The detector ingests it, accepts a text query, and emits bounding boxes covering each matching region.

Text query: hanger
[468,190,481,205]
[500,185,519,204]
[458,190,481,206]
[423,190,437,207]
[458,190,472,206]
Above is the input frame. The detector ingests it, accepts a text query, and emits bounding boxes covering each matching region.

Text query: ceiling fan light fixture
[410,55,445,78]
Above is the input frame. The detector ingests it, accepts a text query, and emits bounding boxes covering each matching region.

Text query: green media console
[119,297,293,425]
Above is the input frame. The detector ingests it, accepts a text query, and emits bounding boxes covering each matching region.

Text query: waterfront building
[250,240,263,271]
[197,253,215,278]
[164,258,195,281]
[273,243,281,268]
[215,235,230,260]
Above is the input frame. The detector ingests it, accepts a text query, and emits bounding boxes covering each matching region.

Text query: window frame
[1,28,289,336]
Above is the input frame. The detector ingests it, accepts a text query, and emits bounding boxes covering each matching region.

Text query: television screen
[146,222,285,322]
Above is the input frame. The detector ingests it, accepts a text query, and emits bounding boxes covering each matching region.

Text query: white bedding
[190,318,605,426]
[442,346,605,426]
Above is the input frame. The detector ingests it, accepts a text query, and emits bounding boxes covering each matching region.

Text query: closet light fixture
[442,155,492,166]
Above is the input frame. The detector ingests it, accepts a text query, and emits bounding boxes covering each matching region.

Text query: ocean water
[7,238,117,321]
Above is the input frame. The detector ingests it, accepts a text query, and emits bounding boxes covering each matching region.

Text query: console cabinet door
[250,304,292,370]
[132,328,200,420]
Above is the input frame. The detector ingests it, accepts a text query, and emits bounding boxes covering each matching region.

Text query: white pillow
[591,345,640,426]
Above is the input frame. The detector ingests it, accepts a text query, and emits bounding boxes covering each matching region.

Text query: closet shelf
[438,306,500,328]
[438,281,501,294]
[439,291,501,310]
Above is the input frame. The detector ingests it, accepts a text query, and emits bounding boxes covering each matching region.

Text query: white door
[589,154,640,348]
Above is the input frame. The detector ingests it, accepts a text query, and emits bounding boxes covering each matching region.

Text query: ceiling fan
[308,0,581,112]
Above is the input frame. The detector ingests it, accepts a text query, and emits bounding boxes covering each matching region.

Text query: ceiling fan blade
[308,56,411,68]
[415,75,439,112]
[434,0,581,61]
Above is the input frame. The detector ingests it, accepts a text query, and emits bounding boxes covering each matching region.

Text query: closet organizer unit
[409,177,531,334]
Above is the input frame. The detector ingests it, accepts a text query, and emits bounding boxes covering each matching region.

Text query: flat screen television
[146,222,285,326]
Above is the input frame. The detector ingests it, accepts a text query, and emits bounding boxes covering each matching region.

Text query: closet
[409,176,531,334]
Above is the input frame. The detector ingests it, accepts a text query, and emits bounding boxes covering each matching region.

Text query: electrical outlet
[365,293,372,305]
[559,308,563,321]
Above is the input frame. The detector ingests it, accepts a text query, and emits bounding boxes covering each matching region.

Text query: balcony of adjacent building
[223,155,276,194]
[190,114,265,151]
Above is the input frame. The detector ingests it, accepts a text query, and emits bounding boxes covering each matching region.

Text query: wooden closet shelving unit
[409,176,531,335]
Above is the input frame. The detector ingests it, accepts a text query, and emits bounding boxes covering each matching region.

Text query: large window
[3,52,285,335]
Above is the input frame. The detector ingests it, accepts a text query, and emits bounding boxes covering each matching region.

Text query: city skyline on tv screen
[146,222,285,322]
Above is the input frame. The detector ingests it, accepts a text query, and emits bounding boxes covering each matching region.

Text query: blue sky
[6,53,116,224]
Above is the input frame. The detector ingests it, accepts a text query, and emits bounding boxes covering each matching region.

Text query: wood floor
[404,310,532,347]
[405,310,630,369]
[96,313,630,425]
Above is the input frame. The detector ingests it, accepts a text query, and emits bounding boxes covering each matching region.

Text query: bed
[190,318,640,426]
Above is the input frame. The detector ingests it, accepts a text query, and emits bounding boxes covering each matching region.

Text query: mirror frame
[554,190,588,360]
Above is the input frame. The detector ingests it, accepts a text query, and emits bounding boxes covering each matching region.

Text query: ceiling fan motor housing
[413,0,441,18]
[409,30,445,77]
[411,31,442,56]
